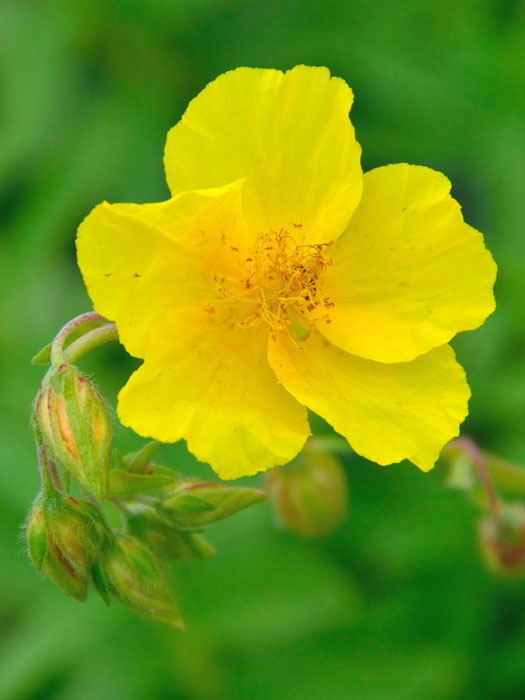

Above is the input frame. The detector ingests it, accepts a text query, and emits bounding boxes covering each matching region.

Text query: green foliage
[1,0,524,698]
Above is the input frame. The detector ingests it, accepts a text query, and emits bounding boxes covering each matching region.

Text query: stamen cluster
[214,229,334,338]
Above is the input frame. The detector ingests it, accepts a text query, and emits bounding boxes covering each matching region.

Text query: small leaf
[124,441,159,474]
[31,343,52,365]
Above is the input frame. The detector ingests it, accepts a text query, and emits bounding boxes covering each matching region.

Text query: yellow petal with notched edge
[117,306,310,479]
[164,66,362,244]
[268,331,470,471]
[76,180,248,358]
[319,164,497,363]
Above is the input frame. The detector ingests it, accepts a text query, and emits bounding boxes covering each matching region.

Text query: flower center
[212,229,334,341]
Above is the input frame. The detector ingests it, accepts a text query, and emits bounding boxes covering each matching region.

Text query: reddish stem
[454,436,502,521]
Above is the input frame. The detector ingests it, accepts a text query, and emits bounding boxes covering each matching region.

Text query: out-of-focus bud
[101,535,185,629]
[159,479,266,532]
[27,491,109,601]
[479,504,525,577]
[441,441,477,491]
[34,363,111,499]
[125,502,216,560]
[26,496,47,570]
[265,439,349,537]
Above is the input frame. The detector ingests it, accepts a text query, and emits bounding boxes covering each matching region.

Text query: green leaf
[123,441,159,474]
[31,342,52,365]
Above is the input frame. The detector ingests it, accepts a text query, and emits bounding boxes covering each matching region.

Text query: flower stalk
[451,436,502,522]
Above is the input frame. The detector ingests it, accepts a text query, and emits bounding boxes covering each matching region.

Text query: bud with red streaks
[479,504,525,577]
[34,363,111,499]
[25,491,109,601]
[159,478,266,532]
[101,535,185,629]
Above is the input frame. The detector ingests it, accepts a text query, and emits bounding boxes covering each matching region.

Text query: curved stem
[50,312,109,367]
[63,323,118,364]
[454,437,502,521]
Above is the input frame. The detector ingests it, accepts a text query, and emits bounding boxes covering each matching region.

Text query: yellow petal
[76,180,248,358]
[268,331,470,471]
[164,66,362,244]
[117,306,310,479]
[319,164,497,362]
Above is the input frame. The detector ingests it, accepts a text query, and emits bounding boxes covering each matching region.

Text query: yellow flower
[76,66,496,480]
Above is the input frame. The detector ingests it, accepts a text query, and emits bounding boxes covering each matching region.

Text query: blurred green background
[1,0,524,698]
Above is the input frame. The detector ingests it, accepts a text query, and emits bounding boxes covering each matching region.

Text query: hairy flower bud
[265,440,349,537]
[479,504,525,577]
[34,363,111,499]
[101,535,185,629]
[26,491,108,601]
[159,479,266,532]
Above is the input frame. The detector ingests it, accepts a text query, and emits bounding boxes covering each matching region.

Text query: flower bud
[26,491,107,601]
[125,502,215,560]
[34,491,108,600]
[101,535,185,629]
[265,440,349,537]
[34,363,111,499]
[479,504,525,577]
[159,479,266,532]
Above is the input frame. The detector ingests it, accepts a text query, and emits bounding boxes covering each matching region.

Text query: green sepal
[26,496,47,570]
[31,343,52,365]
[42,549,88,601]
[125,503,216,560]
[123,441,159,474]
[91,562,111,606]
[107,467,176,496]
[164,494,216,513]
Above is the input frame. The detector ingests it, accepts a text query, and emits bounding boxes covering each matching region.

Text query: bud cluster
[27,313,354,628]
[28,321,267,628]
[113,453,266,562]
